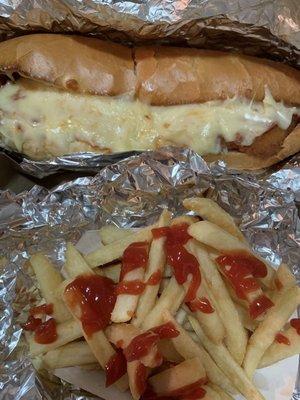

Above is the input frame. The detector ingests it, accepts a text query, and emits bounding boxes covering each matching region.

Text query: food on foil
[0,34,299,169]
[22,197,300,400]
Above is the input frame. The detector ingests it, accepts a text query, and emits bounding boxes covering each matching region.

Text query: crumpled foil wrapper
[0,0,299,176]
[0,0,299,64]
[0,146,299,399]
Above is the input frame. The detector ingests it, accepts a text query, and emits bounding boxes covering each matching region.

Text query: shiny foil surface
[0,147,299,399]
[0,0,299,65]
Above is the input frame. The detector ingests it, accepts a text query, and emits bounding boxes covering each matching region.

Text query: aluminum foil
[0,0,299,64]
[0,146,299,399]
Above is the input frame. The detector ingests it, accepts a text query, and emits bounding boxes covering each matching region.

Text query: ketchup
[30,303,53,316]
[290,318,300,335]
[152,227,170,239]
[105,349,127,387]
[216,254,261,300]
[160,224,201,302]
[34,318,57,344]
[136,363,148,398]
[217,251,267,278]
[123,322,179,363]
[147,271,162,286]
[124,331,160,362]
[116,280,146,295]
[64,274,116,337]
[187,298,214,314]
[120,242,149,280]
[249,295,274,320]
[22,316,42,331]
[151,322,180,339]
[275,333,291,345]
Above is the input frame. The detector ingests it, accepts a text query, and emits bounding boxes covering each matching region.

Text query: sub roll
[0,34,299,169]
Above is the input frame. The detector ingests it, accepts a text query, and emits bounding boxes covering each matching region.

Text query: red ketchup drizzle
[249,295,274,320]
[30,303,53,316]
[123,323,179,363]
[218,251,268,278]
[34,318,57,344]
[290,318,300,335]
[187,298,214,314]
[275,333,291,345]
[64,274,116,337]
[216,254,261,299]
[148,270,162,286]
[152,227,170,239]
[22,316,42,331]
[124,331,160,361]
[116,280,146,295]
[153,224,201,302]
[168,378,208,398]
[136,363,148,397]
[151,322,180,339]
[105,349,127,387]
[120,242,149,280]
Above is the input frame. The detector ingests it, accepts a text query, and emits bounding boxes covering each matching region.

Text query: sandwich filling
[0,78,298,160]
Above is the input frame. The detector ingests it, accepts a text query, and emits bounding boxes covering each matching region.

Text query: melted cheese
[0,79,298,160]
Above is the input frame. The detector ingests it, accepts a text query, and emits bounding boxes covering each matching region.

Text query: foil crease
[0,0,299,66]
[0,146,299,399]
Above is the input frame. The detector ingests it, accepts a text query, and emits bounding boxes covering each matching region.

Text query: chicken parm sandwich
[0,34,299,169]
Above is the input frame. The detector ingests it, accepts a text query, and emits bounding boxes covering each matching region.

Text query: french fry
[188,221,274,287]
[99,225,133,245]
[183,197,245,242]
[189,243,248,364]
[243,286,300,378]
[201,385,221,400]
[64,242,94,277]
[271,263,297,302]
[188,316,265,400]
[148,357,207,396]
[133,210,171,327]
[29,319,83,356]
[208,384,234,400]
[163,311,237,395]
[259,324,300,368]
[158,339,183,363]
[63,243,128,391]
[185,242,225,344]
[30,253,70,323]
[62,295,128,391]
[142,276,185,330]
[84,225,155,267]
[42,341,97,369]
[127,360,148,400]
[111,266,145,323]
[106,323,161,369]
[235,302,258,332]
[171,215,198,225]
[95,263,121,283]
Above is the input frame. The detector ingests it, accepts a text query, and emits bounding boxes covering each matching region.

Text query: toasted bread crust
[0,34,299,168]
[135,46,300,106]
[0,34,136,96]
